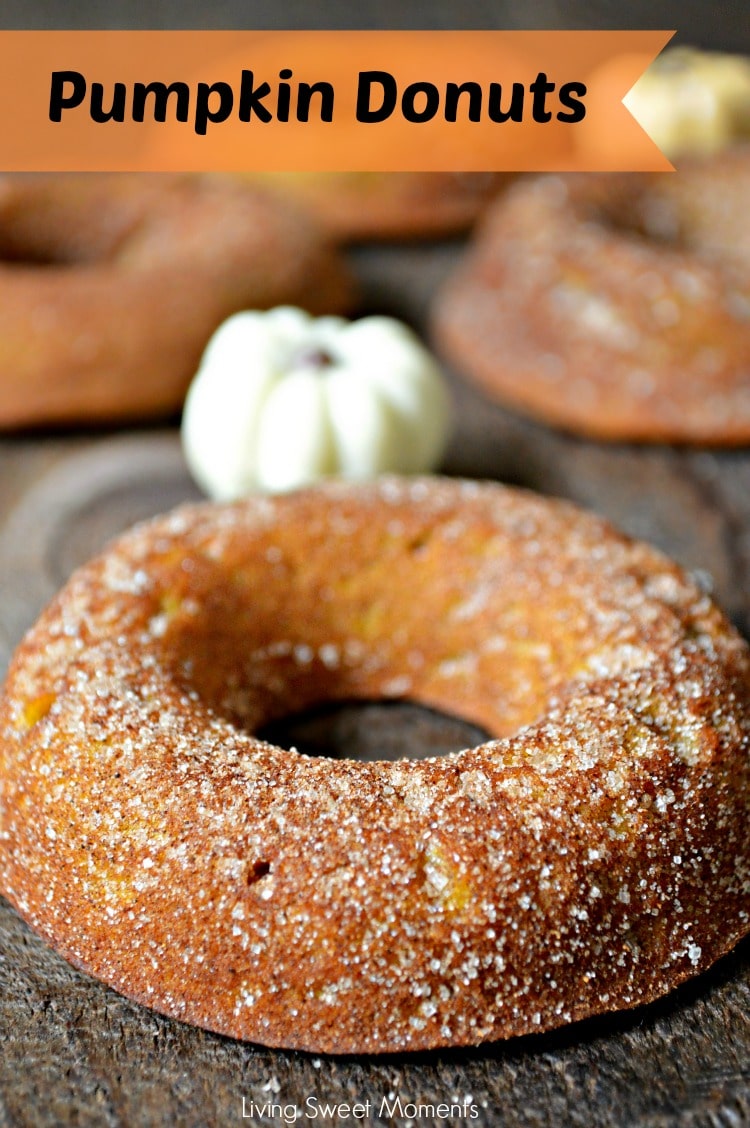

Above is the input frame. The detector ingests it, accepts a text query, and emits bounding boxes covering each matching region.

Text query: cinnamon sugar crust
[0,478,749,1053]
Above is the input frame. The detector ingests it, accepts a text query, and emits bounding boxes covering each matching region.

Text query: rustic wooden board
[1,241,750,1126]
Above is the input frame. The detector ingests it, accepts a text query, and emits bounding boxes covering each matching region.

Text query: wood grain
[1,241,750,1126]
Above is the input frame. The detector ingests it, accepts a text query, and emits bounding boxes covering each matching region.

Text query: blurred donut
[0,173,353,428]
[434,151,750,443]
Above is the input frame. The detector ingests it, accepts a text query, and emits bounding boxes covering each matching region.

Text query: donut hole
[577,178,745,267]
[155,506,631,754]
[158,576,557,749]
[0,245,70,268]
[256,699,493,762]
[0,223,123,269]
[585,188,683,249]
[0,179,140,267]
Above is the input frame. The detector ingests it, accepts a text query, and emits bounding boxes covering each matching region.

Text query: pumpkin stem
[292,346,336,371]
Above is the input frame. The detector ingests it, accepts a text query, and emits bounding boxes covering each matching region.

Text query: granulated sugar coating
[1,477,749,1054]
[434,151,750,444]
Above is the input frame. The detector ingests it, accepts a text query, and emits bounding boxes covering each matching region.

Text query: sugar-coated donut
[434,150,750,443]
[0,174,352,428]
[1,478,749,1054]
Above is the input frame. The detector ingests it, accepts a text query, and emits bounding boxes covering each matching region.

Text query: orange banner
[0,31,674,171]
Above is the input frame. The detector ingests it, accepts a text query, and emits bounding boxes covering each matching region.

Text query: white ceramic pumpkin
[182,306,451,499]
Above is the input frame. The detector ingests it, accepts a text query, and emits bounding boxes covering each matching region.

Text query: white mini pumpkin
[182,306,451,499]
[624,47,750,158]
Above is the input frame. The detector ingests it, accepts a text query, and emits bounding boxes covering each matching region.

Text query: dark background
[0,0,747,55]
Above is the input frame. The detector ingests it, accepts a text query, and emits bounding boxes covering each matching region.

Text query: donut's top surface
[434,150,750,444]
[1,478,749,1053]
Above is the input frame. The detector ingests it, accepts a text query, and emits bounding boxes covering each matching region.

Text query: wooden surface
[2,239,750,1126]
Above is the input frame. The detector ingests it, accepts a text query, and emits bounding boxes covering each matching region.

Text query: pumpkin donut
[0,173,352,429]
[1,478,749,1054]
[433,150,750,443]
